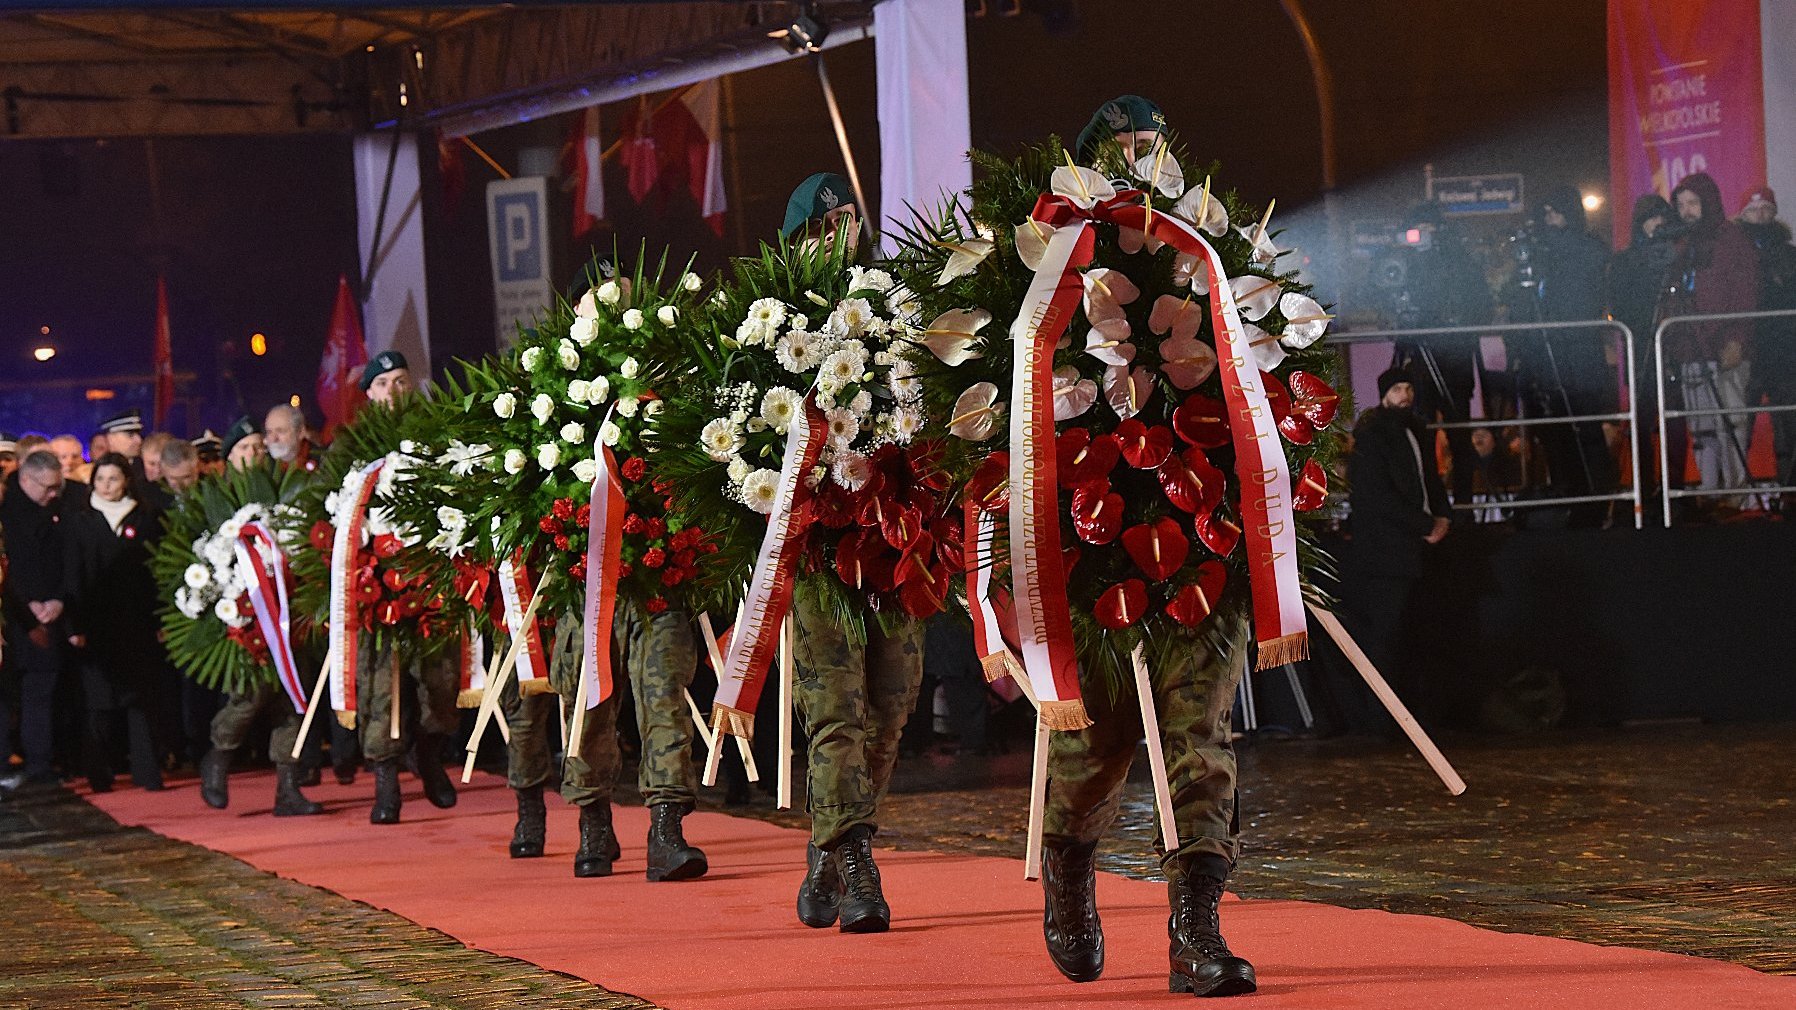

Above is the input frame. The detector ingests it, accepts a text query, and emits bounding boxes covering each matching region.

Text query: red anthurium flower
[1070,484,1125,544]
[898,560,950,618]
[371,533,403,559]
[1121,517,1191,582]
[835,529,898,593]
[928,517,965,570]
[1062,545,1082,580]
[1262,370,1291,423]
[892,530,937,587]
[1293,459,1329,511]
[1114,418,1175,469]
[969,452,1011,514]
[1166,561,1229,627]
[382,567,408,593]
[1278,371,1339,445]
[309,520,335,551]
[1195,509,1242,557]
[1056,428,1121,488]
[815,485,858,528]
[1172,393,1230,449]
[1095,579,1148,630]
[376,599,404,625]
[1158,448,1225,514]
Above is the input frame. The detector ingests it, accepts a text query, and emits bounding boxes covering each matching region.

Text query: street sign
[486,176,553,349]
[1430,173,1525,216]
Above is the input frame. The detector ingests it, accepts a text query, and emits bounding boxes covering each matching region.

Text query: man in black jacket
[1738,187,1796,485]
[0,451,78,784]
[1342,369,1451,734]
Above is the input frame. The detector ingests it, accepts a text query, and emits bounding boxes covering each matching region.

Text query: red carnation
[675,548,697,568]
[575,503,592,527]
[539,514,564,535]
[661,569,684,587]
[646,596,669,614]
[651,477,673,494]
[622,514,646,535]
[551,497,575,521]
[641,547,667,569]
[621,456,647,482]
[645,517,667,538]
[568,560,587,582]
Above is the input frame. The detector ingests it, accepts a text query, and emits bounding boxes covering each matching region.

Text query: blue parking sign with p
[494,190,543,282]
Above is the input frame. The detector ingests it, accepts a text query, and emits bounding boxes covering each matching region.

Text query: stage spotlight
[773,8,829,53]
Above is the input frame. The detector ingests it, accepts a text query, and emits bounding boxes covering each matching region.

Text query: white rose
[493,392,517,419]
[597,279,622,305]
[619,357,640,379]
[681,272,702,292]
[586,375,611,404]
[657,305,679,327]
[531,393,555,424]
[560,421,585,444]
[622,308,645,330]
[598,421,622,447]
[645,400,664,418]
[572,458,598,484]
[570,316,598,346]
[504,449,527,474]
[537,443,561,470]
[567,379,590,403]
[616,396,640,418]
[557,338,581,370]
[184,563,212,589]
[521,346,543,371]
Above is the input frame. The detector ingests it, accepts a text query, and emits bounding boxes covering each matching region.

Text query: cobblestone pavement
[0,785,655,1010]
[717,723,1796,975]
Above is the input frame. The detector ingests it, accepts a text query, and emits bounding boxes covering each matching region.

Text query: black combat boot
[273,763,324,817]
[1041,837,1105,982]
[645,803,708,881]
[573,801,616,878]
[413,734,457,809]
[369,759,402,824]
[333,761,358,786]
[796,842,843,928]
[1166,856,1256,997]
[830,825,890,934]
[199,747,233,810]
[510,784,546,858]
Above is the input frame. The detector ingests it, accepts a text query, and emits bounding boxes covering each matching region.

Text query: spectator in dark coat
[1609,194,1680,491]
[0,451,78,783]
[65,454,164,791]
[1737,187,1796,484]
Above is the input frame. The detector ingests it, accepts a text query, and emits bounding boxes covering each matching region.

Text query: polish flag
[571,106,605,238]
[618,81,729,235]
[316,275,368,439]
[151,275,174,429]
[676,78,728,236]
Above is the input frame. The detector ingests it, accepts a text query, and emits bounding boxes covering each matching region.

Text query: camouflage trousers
[502,605,699,809]
[1043,616,1248,874]
[209,684,304,766]
[353,638,460,763]
[791,594,925,848]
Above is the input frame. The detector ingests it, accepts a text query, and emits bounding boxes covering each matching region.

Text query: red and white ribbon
[712,392,828,729]
[233,520,306,713]
[577,441,628,711]
[964,492,1018,684]
[457,625,486,708]
[498,553,549,689]
[326,458,386,724]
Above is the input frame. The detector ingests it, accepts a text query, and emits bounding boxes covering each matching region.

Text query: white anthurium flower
[570,315,598,346]
[1277,292,1330,349]
[560,421,585,444]
[1050,164,1116,210]
[1171,252,1213,293]
[439,441,492,477]
[619,356,640,379]
[557,339,581,370]
[948,382,1004,441]
[520,346,543,371]
[504,448,527,474]
[1160,333,1219,390]
[530,393,555,424]
[1083,317,1136,367]
[1117,224,1166,257]
[598,421,622,447]
[572,458,598,484]
[741,469,782,514]
[622,308,645,330]
[586,375,611,404]
[1229,275,1281,322]
[1243,322,1288,370]
[537,443,561,470]
[1148,293,1204,342]
[919,308,990,366]
[1173,182,1231,237]
[1130,145,1186,198]
[1104,364,1155,420]
[1082,267,1140,324]
[657,305,679,327]
[493,392,517,419]
[596,279,623,306]
[935,238,995,287]
[575,290,599,319]
[184,563,212,590]
[1237,222,1283,263]
[1013,218,1063,271]
[1052,366,1099,421]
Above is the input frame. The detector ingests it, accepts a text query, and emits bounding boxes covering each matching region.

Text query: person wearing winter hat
[1736,186,1796,485]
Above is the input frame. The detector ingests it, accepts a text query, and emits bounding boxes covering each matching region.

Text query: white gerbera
[826,297,875,338]
[817,347,866,394]
[760,386,801,431]
[891,406,924,443]
[700,418,743,461]
[746,297,789,332]
[776,330,822,373]
[831,451,872,492]
[825,407,859,447]
[741,469,782,514]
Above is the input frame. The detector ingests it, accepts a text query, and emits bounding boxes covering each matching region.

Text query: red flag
[620,97,660,205]
[316,275,368,439]
[152,275,174,429]
[569,106,606,238]
[437,130,467,214]
[677,79,728,237]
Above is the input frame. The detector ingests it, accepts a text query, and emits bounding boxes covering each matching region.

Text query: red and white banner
[964,492,1015,683]
[712,393,828,729]
[234,521,307,714]
[317,275,368,440]
[1607,0,1768,246]
[457,626,486,708]
[577,442,628,710]
[571,105,606,238]
[498,553,549,690]
[326,458,386,725]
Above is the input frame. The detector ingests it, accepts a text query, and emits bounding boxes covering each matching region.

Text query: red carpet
[85,772,1792,1009]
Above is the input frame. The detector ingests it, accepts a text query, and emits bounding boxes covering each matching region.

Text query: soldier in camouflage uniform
[355,638,461,823]
[500,606,706,880]
[197,421,323,818]
[1035,96,1259,999]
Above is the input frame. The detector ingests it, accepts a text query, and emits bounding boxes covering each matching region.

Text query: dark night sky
[0,0,1607,441]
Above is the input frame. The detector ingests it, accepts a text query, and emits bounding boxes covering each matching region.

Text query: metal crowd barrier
[1329,320,1643,528]
[1653,308,1796,526]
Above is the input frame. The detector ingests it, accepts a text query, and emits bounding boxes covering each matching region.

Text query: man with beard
[1737,187,1796,486]
[264,404,324,474]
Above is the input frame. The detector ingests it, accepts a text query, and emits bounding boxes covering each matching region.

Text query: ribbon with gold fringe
[234,520,307,713]
[325,458,385,729]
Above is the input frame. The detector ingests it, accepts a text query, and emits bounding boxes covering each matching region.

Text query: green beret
[360,349,408,391]
[222,416,257,457]
[781,172,855,238]
[1075,95,1166,163]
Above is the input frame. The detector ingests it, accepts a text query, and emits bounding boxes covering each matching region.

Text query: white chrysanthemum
[531,393,555,424]
[567,379,590,403]
[622,308,645,330]
[727,456,751,484]
[598,421,622,446]
[557,338,581,370]
[572,458,598,484]
[537,443,561,470]
[680,272,702,292]
[504,449,527,474]
[175,587,203,620]
[570,316,598,346]
[741,469,782,514]
[184,563,212,590]
[656,305,678,327]
[521,346,543,371]
[760,386,801,431]
[587,375,611,404]
[825,407,859,447]
[700,418,743,461]
[596,279,622,305]
[214,597,243,627]
[616,396,639,418]
[847,266,895,293]
[493,392,516,419]
[849,390,873,415]
[560,421,585,444]
[831,451,872,492]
